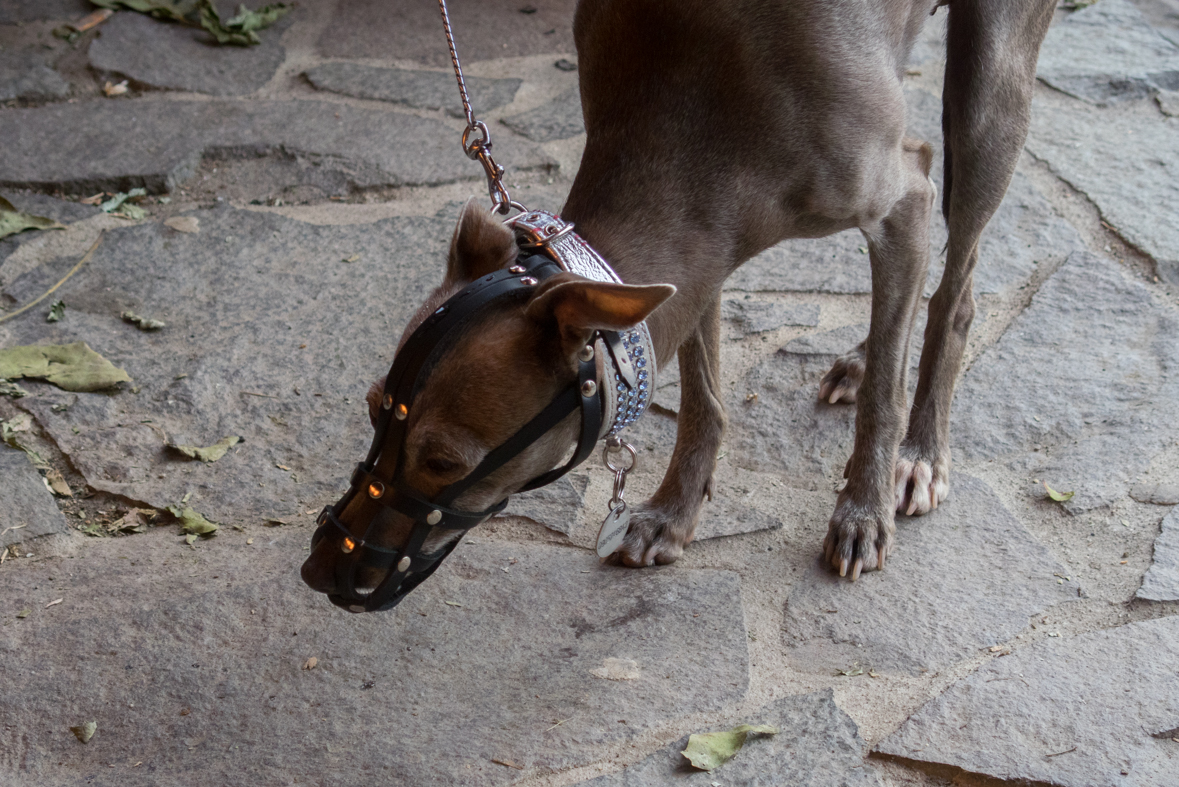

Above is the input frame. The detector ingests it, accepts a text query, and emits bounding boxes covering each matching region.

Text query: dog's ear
[525,273,676,356]
[365,376,387,427]
[446,198,518,283]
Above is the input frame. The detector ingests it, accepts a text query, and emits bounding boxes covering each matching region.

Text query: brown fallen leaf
[80,193,105,205]
[44,468,72,497]
[102,80,129,97]
[164,216,200,234]
[70,721,97,744]
[303,657,318,670]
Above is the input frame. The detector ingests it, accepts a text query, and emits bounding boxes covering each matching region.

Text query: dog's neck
[561,190,723,370]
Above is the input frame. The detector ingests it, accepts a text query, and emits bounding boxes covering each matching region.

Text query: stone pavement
[1,1,1178,786]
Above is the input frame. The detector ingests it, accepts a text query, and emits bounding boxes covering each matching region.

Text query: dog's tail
[939,0,1054,224]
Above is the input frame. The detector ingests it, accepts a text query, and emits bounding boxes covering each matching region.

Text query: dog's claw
[819,344,866,405]
[823,494,894,581]
[895,447,950,516]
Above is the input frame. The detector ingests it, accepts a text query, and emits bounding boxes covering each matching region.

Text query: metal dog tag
[596,501,630,558]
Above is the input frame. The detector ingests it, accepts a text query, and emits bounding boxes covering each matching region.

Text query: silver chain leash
[437,0,520,215]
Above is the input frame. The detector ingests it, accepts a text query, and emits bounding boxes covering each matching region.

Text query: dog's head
[301,200,673,607]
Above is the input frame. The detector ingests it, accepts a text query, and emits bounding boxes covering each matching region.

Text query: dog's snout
[301,546,337,594]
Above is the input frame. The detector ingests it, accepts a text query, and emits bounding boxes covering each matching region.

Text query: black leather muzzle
[310,252,604,612]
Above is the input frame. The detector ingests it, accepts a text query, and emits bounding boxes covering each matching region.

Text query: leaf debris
[682,724,779,772]
[168,435,242,463]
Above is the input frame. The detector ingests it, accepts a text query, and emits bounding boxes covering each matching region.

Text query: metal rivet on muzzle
[581,380,597,397]
[578,345,594,362]
[368,482,385,499]
[382,393,393,410]
[397,556,411,572]
[395,403,408,420]
[520,276,537,286]
[341,537,356,553]
[509,265,526,274]
[426,510,442,525]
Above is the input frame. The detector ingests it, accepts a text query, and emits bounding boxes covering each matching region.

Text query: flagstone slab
[1138,507,1179,601]
[1027,99,1179,284]
[1037,0,1179,104]
[318,0,576,67]
[574,690,881,787]
[0,444,69,549]
[0,0,88,24]
[1,206,463,524]
[502,88,585,142]
[952,251,1179,513]
[783,474,1081,676]
[876,616,1179,787]
[721,298,821,337]
[726,326,865,486]
[502,472,589,535]
[0,531,748,786]
[305,63,521,118]
[0,49,70,102]
[0,98,552,195]
[1131,482,1179,505]
[88,9,291,96]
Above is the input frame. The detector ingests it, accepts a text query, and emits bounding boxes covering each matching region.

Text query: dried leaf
[167,503,219,537]
[0,196,65,240]
[0,342,132,392]
[16,609,31,619]
[443,600,462,607]
[89,0,194,24]
[682,724,778,772]
[303,657,318,670]
[198,0,290,45]
[341,253,360,263]
[168,435,242,463]
[109,508,155,533]
[121,311,166,331]
[46,300,65,323]
[44,468,72,497]
[164,216,200,233]
[185,533,198,545]
[0,379,29,398]
[1043,482,1075,503]
[70,721,97,743]
[99,187,145,215]
[102,80,129,97]
[46,598,63,608]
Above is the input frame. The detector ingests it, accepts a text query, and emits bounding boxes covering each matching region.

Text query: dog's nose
[301,547,336,594]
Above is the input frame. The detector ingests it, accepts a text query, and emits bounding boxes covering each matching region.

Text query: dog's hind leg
[824,139,936,580]
[895,0,1055,516]
[614,292,725,567]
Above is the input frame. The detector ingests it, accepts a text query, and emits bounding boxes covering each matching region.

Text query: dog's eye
[425,457,459,475]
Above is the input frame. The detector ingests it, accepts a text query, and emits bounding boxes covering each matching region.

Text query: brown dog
[302,0,1057,596]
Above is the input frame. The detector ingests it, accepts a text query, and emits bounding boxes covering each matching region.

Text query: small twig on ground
[1045,746,1077,758]
[240,391,279,399]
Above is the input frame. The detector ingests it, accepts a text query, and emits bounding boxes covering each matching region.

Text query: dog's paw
[822,496,895,581]
[894,445,950,516]
[608,503,694,568]
[818,343,866,404]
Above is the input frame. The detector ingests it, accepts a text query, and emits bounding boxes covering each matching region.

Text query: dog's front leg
[824,143,935,580]
[615,293,725,566]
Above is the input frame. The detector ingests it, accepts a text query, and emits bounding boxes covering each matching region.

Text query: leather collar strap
[313,251,605,613]
[510,210,657,435]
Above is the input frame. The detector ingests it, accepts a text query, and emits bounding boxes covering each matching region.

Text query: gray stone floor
[1,2,1178,786]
